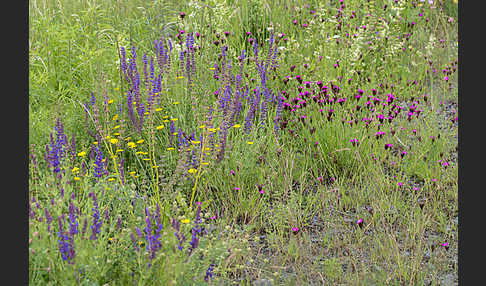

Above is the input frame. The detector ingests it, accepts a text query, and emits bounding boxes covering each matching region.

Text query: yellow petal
[127,142,136,148]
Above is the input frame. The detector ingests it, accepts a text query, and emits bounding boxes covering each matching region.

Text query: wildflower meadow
[29,0,458,284]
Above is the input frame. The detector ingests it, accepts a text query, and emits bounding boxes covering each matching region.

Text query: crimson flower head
[291,227,300,234]
[375,131,385,139]
[357,218,364,228]
[349,138,359,146]
[441,242,449,250]
[257,184,264,194]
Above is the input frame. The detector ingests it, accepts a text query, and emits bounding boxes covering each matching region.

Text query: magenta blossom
[291,227,300,234]
[375,131,385,138]
[257,184,265,194]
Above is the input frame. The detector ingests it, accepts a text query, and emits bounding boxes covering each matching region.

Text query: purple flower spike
[204,264,216,282]
[88,192,102,240]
